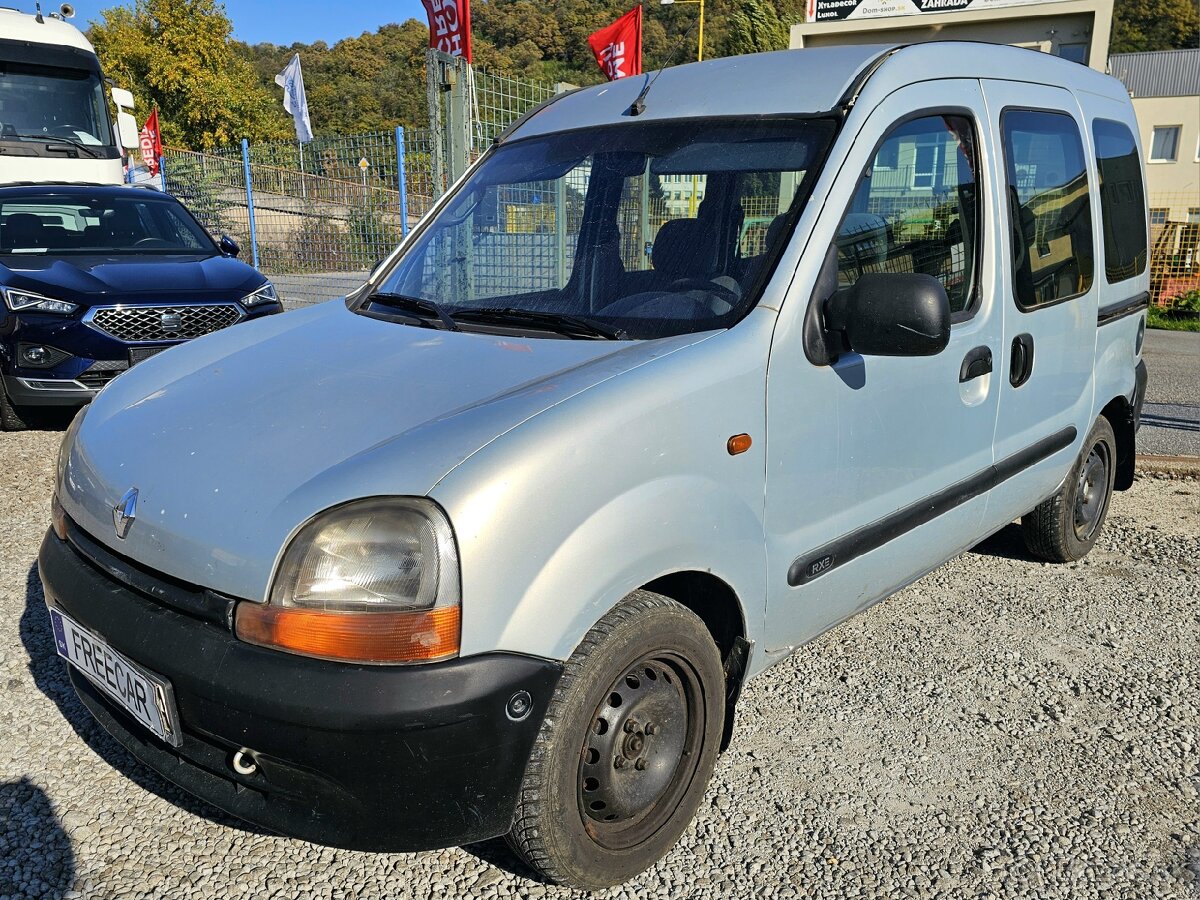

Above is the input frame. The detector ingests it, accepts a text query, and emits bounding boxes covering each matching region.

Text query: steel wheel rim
[1073,442,1109,542]
[577,651,706,851]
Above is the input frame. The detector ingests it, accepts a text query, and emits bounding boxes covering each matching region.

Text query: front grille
[77,368,125,390]
[88,304,243,342]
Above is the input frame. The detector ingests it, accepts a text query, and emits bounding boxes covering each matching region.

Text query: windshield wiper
[12,133,102,159]
[452,307,626,340]
[367,292,459,331]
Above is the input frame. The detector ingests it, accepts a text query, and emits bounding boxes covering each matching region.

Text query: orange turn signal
[727,433,753,456]
[234,603,461,664]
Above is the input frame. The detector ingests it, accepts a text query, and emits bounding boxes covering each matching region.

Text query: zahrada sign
[807,0,1072,21]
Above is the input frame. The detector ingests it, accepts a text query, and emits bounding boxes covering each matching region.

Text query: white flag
[274,53,313,143]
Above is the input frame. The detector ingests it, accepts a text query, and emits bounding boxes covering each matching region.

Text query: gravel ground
[1,428,1197,900]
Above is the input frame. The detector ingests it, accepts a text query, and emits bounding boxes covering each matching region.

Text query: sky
[72,0,431,46]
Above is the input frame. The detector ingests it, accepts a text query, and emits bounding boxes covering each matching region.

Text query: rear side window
[1092,119,1147,283]
[1002,109,1094,309]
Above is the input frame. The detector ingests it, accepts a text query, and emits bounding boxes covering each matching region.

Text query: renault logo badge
[112,488,138,539]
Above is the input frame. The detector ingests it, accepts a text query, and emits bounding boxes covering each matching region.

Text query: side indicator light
[727,433,753,456]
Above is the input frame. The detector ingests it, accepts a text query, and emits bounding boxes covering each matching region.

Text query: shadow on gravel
[0,777,74,898]
[10,406,76,433]
[968,522,1040,562]
[461,837,552,885]
[21,561,268,837]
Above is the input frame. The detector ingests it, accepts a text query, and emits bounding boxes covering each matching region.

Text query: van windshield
[368,118,837,339]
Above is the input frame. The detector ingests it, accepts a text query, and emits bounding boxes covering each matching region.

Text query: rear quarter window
[1092,119,1148,283]
[1002,109,1094,310]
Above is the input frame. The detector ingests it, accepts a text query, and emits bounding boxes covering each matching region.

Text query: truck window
[834,114,981,317]
[1092,119,1147,283]
[1002,109,1094,309]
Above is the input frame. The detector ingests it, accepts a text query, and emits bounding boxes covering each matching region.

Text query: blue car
[0,183,281,429]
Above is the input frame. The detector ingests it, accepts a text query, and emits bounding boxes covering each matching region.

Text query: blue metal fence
[160,127,437,308]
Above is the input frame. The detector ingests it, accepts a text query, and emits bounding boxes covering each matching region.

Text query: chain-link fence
[1148,194,1200,308]
[159,127,437,308]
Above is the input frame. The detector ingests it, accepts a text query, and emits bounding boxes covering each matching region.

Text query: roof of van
[507,42,1130,141]
[0,7,95,53]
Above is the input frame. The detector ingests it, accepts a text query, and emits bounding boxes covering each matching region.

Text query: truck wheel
[506,590,725,889]
[0,381,30,431]
[1022,416,1116,563]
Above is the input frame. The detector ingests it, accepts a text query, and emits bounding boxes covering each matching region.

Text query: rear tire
[1022,416,1116,562]
[0,381,30,431]
[506,590,724,890]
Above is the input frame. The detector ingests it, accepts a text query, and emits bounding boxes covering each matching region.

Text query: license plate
[49,608,183,747]
[129,346,167,366]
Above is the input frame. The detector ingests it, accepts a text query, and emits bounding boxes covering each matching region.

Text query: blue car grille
[88,304,243,343]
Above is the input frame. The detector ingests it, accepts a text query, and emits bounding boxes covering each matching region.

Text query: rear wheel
[506,590,724,890]
[1022,416,1116,562]
[0,381,30,431]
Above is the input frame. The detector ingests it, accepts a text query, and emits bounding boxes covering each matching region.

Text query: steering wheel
[133,238,173,248]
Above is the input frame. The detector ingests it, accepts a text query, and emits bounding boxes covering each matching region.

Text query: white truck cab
[0,5,139,184]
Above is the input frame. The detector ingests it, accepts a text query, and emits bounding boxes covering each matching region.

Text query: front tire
[0,380,30,431]
[506,590,725,890]
[1022,416,1116,562]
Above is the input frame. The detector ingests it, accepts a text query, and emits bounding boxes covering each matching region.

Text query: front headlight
[4,288,78,314]
[235,498,461,664]
[241,282,279,307]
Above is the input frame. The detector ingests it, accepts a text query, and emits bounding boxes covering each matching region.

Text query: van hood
[59,300,710,600]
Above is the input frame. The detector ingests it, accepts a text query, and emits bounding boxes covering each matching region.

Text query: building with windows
[790,0,1114,70]
[1108,49,1200,293]
[1107,50,1200,223]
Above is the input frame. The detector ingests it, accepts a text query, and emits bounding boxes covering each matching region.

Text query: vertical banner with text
[421,0,473,62]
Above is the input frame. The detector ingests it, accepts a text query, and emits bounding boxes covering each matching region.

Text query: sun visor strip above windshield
[0,39,103,74]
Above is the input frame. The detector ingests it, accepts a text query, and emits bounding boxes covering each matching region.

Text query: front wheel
[0,380,30,431]
[1022,416,1116,562]
[506,590,725,890]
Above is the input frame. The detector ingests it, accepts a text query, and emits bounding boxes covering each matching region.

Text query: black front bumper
[38,529,562,851]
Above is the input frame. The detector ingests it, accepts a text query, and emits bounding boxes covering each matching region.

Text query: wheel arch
[639,569,752,752]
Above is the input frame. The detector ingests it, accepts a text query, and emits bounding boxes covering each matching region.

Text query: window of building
[1092,119,1147,283]
[1149,208,1168,227]
[1189,209,1200,225]
[1149,126,1181,162]
[1002,109,1094,309]
[1057,43,1088,64]
[911,138,941,190]
[835,114,981,316]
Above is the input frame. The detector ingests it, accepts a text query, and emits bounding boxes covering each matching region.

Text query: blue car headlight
[241,282,279,307]
[3,288,78,314]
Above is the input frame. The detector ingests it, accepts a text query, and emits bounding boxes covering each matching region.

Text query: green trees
[1110,0,1200,53]
[720,0,794,57]
[89,0,290,149]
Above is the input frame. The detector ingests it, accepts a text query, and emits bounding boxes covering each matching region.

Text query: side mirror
[116,111,140,151]
[823,273,950,358]
[110,87,135,110]
[219,235,240,257]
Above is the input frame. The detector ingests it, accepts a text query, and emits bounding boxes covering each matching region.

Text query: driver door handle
[959,345,993,383]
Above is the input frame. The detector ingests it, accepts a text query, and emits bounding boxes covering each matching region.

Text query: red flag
[139,109,163,176]
[421,0,473,63]
[588,6,642,81]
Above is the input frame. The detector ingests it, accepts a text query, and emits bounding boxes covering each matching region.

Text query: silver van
[42,42,1149,889]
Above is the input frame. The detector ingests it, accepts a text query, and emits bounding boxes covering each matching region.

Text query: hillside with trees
[88,0,1198,148]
